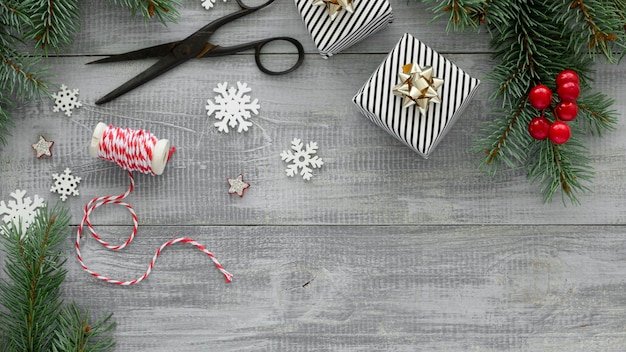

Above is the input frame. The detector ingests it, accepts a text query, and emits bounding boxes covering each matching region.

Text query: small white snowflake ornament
[52,84,82,116]
[50,168,81,201]
[202,0,227,10]
[0,189,45,235]
[206,82,260,133]
[281,138,324,181]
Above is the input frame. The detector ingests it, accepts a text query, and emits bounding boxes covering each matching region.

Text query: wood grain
[1,0,626,351]
[62,225,626,352]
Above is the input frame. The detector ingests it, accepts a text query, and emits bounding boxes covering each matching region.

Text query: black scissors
[89,0,304,105]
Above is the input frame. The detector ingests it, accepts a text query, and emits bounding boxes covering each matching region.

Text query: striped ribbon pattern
[76,171,233,285]
[352,33,481,158]
[295,0,393,58]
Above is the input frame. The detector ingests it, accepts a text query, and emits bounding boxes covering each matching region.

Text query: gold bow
[312,0,355,21]
[392,63,444,115]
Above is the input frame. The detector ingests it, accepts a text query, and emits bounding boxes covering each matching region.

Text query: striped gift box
[295,0,393,58]
[352,33,481,158]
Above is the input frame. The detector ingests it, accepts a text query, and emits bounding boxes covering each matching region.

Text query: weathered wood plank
[68,0,491,55]
[61,225,626,351]
[2,53,626,226]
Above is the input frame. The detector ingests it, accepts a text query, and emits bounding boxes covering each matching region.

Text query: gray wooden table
[2,0,626,350]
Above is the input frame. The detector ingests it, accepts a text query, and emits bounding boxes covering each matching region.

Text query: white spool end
[89,122,108,158]
[151,139,171,175]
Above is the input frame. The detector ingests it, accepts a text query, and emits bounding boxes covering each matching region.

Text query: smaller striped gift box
[294,0,393,58]
[352,33,481,159]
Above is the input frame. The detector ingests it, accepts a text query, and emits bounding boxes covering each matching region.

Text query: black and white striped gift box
[352,33,481,158]
[294,0,393,58]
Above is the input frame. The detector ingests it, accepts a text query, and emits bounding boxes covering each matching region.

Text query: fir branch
[576,92,618,135]
[21,0,82,53]
[420,0,623,203]
[0,96,14,145]
[107,0,182,23]
[557,0,626,63]
[52,304,116,352]
[0,204,71,352]
[0,51,49,100]
[0,1,29,29]
[419,0,490,31]
[474,97,533,174]
[527,136,593,205]
[0,204,117,351]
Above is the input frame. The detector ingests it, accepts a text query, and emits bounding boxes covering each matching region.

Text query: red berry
[529,84,552,110]
[549,121,571,144]
[555,101,578,121]
[557,81,580,102]
[556,69,580,87]
[528,116,551,140]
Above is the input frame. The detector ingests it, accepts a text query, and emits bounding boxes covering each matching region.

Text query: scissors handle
[207,37,304,75]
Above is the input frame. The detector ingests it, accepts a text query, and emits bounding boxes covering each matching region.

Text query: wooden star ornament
[392,63,444,116]
[227,174,250,197]
[32,135,54,158]
[312,0,355,21]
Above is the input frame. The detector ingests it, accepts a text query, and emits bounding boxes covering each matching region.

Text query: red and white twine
[97,125,174,175]
[76,125,233,285]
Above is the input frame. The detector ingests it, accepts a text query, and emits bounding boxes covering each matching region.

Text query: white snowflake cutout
[0,189,45,235]
[50,168,81,201]
[52,84,82,117]
[281,138,324,181]
[206,81,260,133]
[202,0,227,10]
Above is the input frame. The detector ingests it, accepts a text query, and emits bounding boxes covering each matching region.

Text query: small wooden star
[32,135,54,158]
[227,174,250,197]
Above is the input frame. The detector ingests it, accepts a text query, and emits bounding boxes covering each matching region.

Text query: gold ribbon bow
[392,63,444,115]
[312,0,355,21]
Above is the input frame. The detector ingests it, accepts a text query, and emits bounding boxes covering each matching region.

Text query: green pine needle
[107,0,182,23]
[0,204,71,352]
[0,204,116,351]
[52,304,116,352]
[527,136,593,205]
[417,0,623,204]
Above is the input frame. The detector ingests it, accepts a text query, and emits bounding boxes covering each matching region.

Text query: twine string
[76,125,232,285]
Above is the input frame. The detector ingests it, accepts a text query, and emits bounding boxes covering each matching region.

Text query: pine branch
[557,0,626,63]
[0,204,117,351]
[106,0,182,23]
[474,97,533,174]
[576,92,618,135]
[419,0,624,204]
[0,1,29,29]
[0,50,49,100]
[527,136,593,205]
[0,96,14,145]
[21,0,81,53]
[52,304,116,352]
[420,0,491,31]
[0,204,71,352]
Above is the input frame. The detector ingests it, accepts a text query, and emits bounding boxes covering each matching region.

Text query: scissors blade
[95,54,187,105]
[87,42,180,64]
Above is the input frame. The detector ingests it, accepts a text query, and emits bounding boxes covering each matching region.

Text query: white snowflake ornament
[0,189,45,235]
[202,0,227,10]
[206,82,260,133]
[52,84,82,117]
[50,168,81,201]
[281,138,324,181]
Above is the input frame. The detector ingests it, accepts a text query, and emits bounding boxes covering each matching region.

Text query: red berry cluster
[527,70,580,145]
